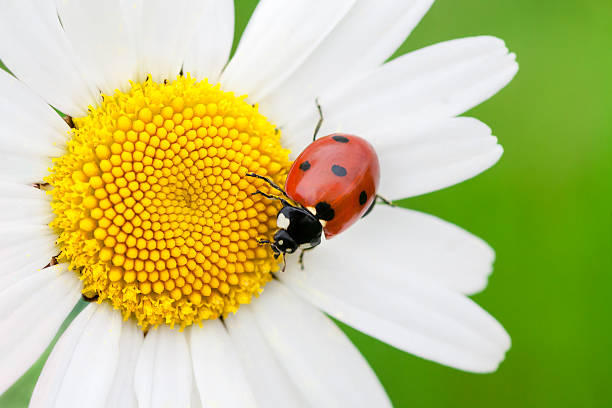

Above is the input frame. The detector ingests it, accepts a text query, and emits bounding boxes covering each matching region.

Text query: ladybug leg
[361,200,376,218]
[258,238,287,272]
[256,238,276,254]
[298,246,316,270]
[257,238,281,257]
[376,195,395,206]
[362,195,395,218]
[312,98,324,141]
[246,172,291,200]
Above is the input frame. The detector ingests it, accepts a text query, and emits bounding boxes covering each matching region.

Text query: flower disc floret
[47,76,291,329]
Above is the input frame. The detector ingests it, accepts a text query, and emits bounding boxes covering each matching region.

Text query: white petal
[0,182,51,199]
[30,303,122,408]
[261,0,433,127]
[327,36,518,127]
[118,0,143,70]
[35,305,122,407]
[0,0,100,116]
[56,0,139,95]
[278,251,511,373]
[0,183,53,223]
[283,36,517,153]
[0,217,57,279]
[0,234,56,274]
[134,326,192,408]
[0,230,56,281]
[251,281,391,407]
[189,321,258,408]
[183,0,234,84]
[0,252,55,285]
[0,264,80,394]
[220,0,356,101]
[309,205,494,295]
[376,117,503,198]
[0,151,53,184]
[224,306,307,407]
[105,321,143,408]
[191,384,204,408]
[0,68,68,156]
[0,185,56,269]
[135,0,207,83]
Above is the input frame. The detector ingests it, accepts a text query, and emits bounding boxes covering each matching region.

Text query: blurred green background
[1,0,611,406]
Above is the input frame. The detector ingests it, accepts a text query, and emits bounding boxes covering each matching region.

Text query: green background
[2,0,611,406]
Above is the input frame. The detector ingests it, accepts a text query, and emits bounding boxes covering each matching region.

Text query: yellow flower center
[47,76,291,329]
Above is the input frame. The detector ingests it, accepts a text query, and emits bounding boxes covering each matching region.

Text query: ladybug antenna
[313,98,324,141]
[251,189,294,208]
[246,173,291,200]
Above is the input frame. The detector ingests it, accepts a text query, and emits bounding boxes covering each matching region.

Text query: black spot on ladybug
[299,161,311,171]
[332,135,349,143]
[315,202,335,221]
[359,190,367,205]
[331,164,347,177]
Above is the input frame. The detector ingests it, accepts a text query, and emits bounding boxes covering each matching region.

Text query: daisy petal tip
[465,243,496,295]
[489,319,512,371]
[510,58,520,78]
[472,35,519,90]
[454,325,512,374]
[483,333,512,374]
[492,143,504,163]
[477,35,515,54]
[485,243,496,275]
[462,35,508,52]
[500,53,520,87]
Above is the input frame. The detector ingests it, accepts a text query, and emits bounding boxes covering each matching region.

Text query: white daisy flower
[0,0,518,407]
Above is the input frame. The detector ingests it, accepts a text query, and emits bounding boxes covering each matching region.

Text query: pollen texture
[47,76,291,329]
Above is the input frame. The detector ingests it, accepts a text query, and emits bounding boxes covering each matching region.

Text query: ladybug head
[270,229,298,257]
[263,205,322,262]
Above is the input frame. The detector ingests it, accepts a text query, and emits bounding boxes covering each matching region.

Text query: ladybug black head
[268,206,322,259]
[271,229,298,256]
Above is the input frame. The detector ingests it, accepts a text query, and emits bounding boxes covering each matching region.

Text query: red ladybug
[285,133,380,237]
[248,130,382,268]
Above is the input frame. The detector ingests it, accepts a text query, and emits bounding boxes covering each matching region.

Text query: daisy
[0,0,518,407]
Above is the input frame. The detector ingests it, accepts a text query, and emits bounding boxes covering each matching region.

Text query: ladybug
[248,104,387,268]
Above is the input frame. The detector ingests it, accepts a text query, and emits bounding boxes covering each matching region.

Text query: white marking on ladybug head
[278,239,284,245]
[319,219,327,227]
[277,213,290,229]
